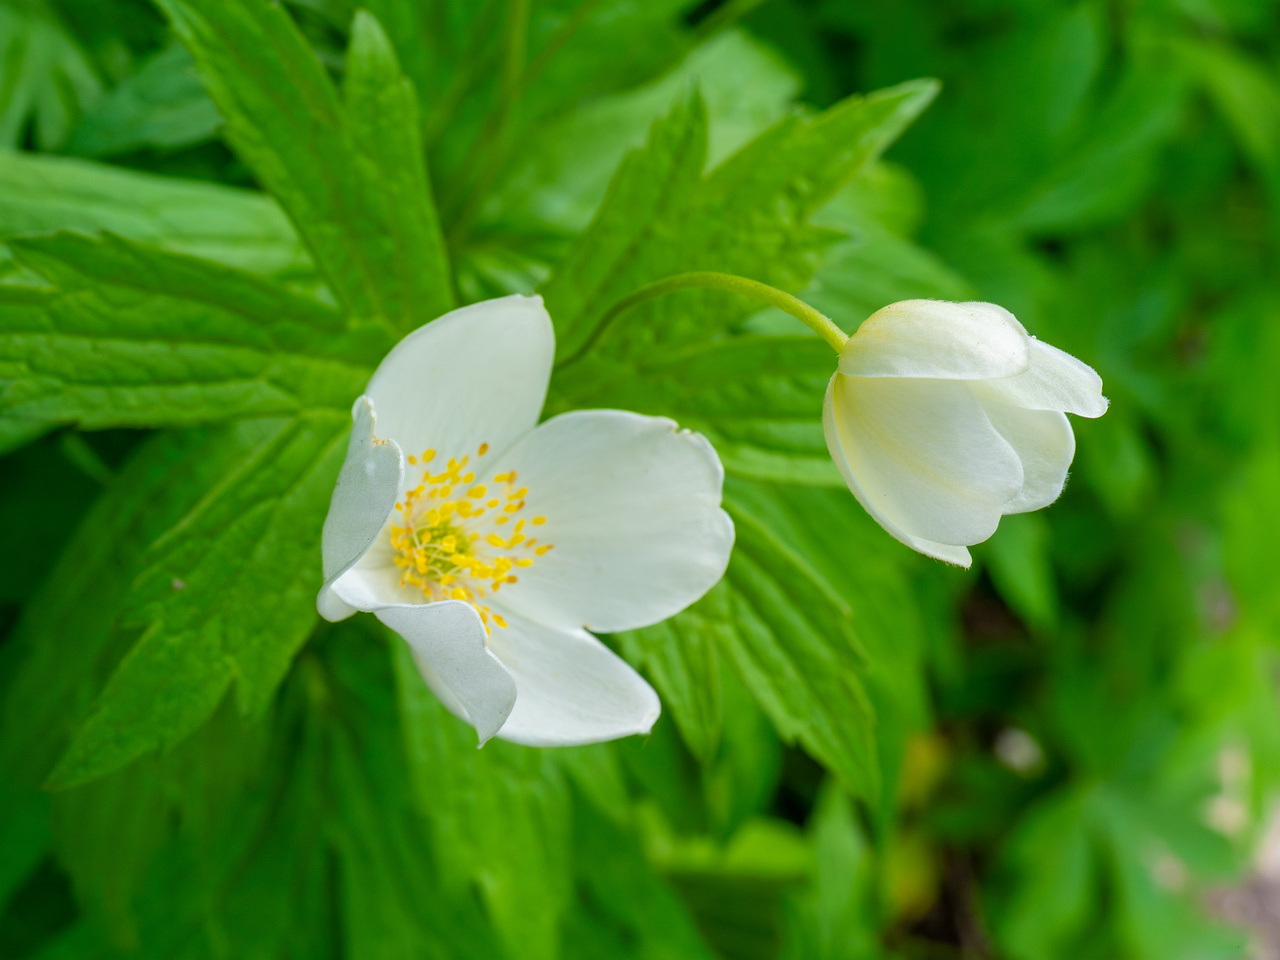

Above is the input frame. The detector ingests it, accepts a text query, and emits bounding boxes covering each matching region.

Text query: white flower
[316,295,734,746]
[823,299,1108,567]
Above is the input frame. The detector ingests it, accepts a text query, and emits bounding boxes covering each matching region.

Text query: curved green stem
[560,272,847,369]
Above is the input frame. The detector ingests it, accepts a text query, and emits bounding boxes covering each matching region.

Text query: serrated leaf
[0,151,310,275]
[65,42,221,158]
[628,483,879,800]
[156,0,453,330]
[0,232,380,430]
[618,609,724,765]
[48,409,348,788]
[1,424,291,788]
[542,77,939,363]
[718,491,880,800]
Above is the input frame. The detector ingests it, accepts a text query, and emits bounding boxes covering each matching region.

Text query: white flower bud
[823,299,1108,567]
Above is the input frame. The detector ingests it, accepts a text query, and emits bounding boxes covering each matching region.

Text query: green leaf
[326,624,502,960]
[0,3,102,151]
[393,638,572,960]
[1,425,284,788]
[555,334,840,486]
[632,482,880,800]
[781,785,881,960]
[156,0,454,330]
[0,150,310,275]
[542,77,939,363]
[990,789,1095,960]
[567,798,719,960]
[64,41,221,158]
[0,232,379,430]
[48,410,348,788]
[979,512,1060,633]
[717,489,880,799]
[481,28,800,239]
[618,598,724,764]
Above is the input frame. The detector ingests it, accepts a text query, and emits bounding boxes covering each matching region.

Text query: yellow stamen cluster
[390,442,552,634]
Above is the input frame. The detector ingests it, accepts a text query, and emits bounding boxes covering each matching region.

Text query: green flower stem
[564,272,848,368]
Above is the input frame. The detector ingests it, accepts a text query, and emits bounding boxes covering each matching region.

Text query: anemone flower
[317,295,734,745]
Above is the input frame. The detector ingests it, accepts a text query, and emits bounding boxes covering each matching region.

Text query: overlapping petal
[972,383,1076,514]
[365,295,555,467]
[984,338,1109,418]
[839,300,1030,381]
[485,612,660,746]
[317,396,403,621]
[823,374,1023,548]
[492,409,734,633]
[332,570,517,744]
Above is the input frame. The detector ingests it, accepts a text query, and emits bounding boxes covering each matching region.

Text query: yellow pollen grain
[535,545,553,555]
[503,503,520,513]
[487,499,500,508]
[407,454,417,465]
[494,472,511,482]
[532,516,546,525]
[422,449,436,462]
[515,558,533,567]
[451,588,467,600]
[478,442,489,456]
[492,613,506,628]
[469,486,487,498]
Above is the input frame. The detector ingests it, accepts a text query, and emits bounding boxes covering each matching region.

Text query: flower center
[389,442,551,633]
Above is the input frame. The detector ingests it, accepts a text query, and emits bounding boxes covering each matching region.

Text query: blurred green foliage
[2,0,1280,957]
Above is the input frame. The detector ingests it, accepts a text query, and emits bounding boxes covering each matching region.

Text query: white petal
[316,396,403,622]
[985,338,1109,417]
[332,581,517,744]
[365,295,554,466]
[823,373,1023,549]
[822,382,974,567]
[486,612,660,746]
[972,384,1076,513]
[490,410,734,633]
[839,300,1031,381]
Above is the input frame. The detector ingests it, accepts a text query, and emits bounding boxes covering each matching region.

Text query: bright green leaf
[156,0,454,330]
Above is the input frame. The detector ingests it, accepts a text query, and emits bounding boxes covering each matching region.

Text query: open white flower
[823,299,1108,568]
[317,295,734,746]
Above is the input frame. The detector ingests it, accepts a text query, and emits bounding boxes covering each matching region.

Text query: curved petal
[317,396,403,622]
[490,410,735,633]
[365,295,554,468]
[971,384,1076,513]
[486,612,659,746]
[839,300,1030,381]
[823,373,1022,549]
[332,573,517,743]
[822,378,974,567]
[986,338,1109,417]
